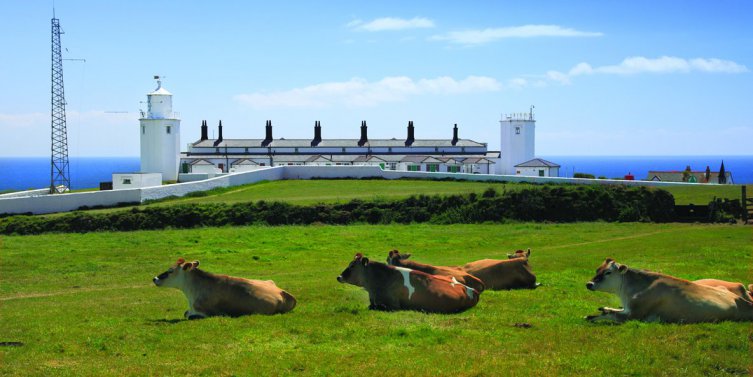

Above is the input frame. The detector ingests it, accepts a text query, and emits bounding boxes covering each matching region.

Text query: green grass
[1,222,751,376]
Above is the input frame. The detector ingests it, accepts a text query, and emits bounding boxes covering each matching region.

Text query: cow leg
[598,306,623,314]
[371,292,400,311]
[586,311,629,323]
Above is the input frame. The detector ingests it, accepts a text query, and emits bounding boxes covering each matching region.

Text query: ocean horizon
[1,155,751,191]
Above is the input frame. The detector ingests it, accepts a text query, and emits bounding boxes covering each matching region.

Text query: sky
[1,0,751,157]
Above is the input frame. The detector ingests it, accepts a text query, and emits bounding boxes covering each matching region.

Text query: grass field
[1,222,751,376]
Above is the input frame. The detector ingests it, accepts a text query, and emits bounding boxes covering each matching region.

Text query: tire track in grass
[0,285,148,302]
[538,226,691,251]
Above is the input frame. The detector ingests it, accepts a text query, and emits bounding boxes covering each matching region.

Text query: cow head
[507,248,531,260]
[386,249,411,266]
[586,258,627,293]
[153,258,200,288]
[337,253,369,287]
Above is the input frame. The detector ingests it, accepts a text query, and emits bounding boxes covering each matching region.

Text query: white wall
[0,166,698,215]
[113,173,163,190]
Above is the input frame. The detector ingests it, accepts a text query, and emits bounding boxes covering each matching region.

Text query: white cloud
[540,56,749,85]
[234,76,501,109]
[431,25,603,45]
[347,17,435,32]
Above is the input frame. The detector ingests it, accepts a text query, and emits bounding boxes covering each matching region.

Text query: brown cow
[693,279,753,302]
[585,258,753,323]
[337,253,479,313]
[386,250,485,293]
[153,258,296,319]
[458,249,538,290]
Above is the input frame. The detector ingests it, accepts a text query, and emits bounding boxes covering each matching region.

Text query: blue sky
[1,0,751,156]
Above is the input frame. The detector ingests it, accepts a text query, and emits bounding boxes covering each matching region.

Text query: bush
[0,185,681,235]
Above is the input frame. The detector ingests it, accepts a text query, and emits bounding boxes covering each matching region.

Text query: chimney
[262,120,273,147]
[358,120,368,147]
[213,120,224,146]
[200,120,208,141]
[405,121,415,146]
[311,121,322,147]
[451,123,459,146]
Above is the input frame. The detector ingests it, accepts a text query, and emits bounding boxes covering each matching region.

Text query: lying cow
[693,279,753,302]
[338,253,479,313]
[386,250,485,293]
[153,258,296,319]
[458,249,538,290]
[585,258,753,323]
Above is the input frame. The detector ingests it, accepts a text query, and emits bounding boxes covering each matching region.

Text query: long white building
[136,78,557,182]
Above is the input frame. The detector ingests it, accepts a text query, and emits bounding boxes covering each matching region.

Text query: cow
[153,258,296,319]
[693,279,753,302]
[585,258,753,323]
[385,250,486,293]
[337,253,479,313]
[458,249,538,290]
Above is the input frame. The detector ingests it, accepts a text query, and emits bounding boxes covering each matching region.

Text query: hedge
[0,185,676,235]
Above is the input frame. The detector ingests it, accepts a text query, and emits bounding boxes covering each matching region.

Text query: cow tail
[279,290,297,313]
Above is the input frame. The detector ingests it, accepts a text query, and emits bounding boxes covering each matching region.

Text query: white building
[498,109,536,175]
[112,173,162,190]
[514,158,561,177]
[140,76,180,182]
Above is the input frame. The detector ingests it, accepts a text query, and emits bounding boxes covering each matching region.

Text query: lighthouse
[139,76,180,181]
[497,107,536,175]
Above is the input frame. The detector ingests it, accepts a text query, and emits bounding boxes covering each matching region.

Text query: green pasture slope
[1,223,751,376]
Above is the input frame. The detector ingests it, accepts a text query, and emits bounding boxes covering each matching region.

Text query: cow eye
[604,271,612,275]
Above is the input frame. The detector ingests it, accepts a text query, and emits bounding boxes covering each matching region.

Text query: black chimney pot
[358,120,368,147]
[451,123,459,146]
[311,121,322,147]
[200,120,208,141]
[405,121,415,146]
[262,120,273,147]
[213,120,224,146]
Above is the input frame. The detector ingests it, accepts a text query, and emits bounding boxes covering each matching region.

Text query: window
[515,127,521,135]
[166,126,171,134]
[448,166,460,173]
[260,163,266,166]
[141,126,145,135]
[122,178,132,185]
[539,169,545,177]
[408,165,420,172]
[426,164,439,172]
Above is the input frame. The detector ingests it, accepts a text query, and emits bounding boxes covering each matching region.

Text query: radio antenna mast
[50,10,71,193]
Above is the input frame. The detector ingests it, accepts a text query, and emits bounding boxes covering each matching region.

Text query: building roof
[647,170,732,183]
[514,158,561,168]
[192,138,485,148]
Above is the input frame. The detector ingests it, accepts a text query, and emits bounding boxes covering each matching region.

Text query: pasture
[1,222,751,376]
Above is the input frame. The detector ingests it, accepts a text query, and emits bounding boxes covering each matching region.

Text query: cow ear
[176,257,185,265]
[362,257,369,266]
[402,253,411,260]
[182,263,191,270]
[191,260,200,269]
[526,248,531,257]
[605,257,615,264]
[618,264,628,274]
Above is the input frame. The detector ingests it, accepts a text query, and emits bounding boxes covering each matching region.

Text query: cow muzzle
[337,275,344,283]
[586,282,595,290]
[153,277,162,286]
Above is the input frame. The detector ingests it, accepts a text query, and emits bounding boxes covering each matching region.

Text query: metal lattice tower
[50,15,70,193]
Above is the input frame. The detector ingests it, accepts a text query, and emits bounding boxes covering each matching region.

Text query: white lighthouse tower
[497,107,536,175]
[139,76,180,181]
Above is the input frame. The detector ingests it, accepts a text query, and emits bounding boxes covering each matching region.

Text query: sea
[1,156,751,191]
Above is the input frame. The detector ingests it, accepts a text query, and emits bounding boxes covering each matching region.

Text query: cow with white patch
[585,258,753,323]
[458,249,538,290]
[153,258,296,319]
[338,253,479,313]
[386,250,486,293]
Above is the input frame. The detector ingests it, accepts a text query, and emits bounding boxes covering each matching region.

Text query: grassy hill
[1,222,750,376]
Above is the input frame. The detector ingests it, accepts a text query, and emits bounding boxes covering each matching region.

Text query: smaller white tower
[497,107,535,175]
[140,76,180,181]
